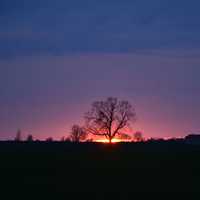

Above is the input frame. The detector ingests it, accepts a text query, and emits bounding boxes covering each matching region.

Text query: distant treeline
[9,130,200,145]
[10,97,200,144]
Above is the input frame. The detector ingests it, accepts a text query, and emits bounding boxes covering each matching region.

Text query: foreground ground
[0,141,200,199]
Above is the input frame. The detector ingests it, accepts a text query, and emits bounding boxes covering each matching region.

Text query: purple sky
[0,0,200,140]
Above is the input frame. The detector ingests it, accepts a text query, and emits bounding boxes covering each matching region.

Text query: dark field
[1,141,200,199]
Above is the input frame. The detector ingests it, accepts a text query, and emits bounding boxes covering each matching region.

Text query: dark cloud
[0,0,200,58]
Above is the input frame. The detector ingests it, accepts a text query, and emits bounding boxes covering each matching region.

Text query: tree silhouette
[85,97,136,143]
[70,125,87,142]
[26,134,34,142]
[134,131,143,142]
[15,129,22,141]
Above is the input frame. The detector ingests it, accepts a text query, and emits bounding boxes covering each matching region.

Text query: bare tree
[134,131,143,142]
[15,129,22,141]
[69,125,88,142]
[26,134,34,142]
[85,97,136,143]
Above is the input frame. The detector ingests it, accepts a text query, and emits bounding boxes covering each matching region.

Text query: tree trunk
[109,137,112,143]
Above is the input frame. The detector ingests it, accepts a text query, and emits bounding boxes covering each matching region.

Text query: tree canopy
[85,97,136,143]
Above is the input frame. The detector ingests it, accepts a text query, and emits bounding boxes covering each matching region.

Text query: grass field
[0,141,200,199]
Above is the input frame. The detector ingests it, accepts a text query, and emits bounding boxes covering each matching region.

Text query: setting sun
[95,138,131,143]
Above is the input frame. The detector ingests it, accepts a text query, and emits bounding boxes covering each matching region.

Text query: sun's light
[95,138,131,143]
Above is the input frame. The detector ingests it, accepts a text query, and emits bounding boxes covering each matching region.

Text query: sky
[0,0,200,140]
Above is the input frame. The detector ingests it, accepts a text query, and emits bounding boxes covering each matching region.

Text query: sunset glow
[1,0,200,198]
[1,0,200,141]
[95,138,132,143]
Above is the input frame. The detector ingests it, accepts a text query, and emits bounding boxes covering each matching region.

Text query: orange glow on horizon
[94,138,132,143]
